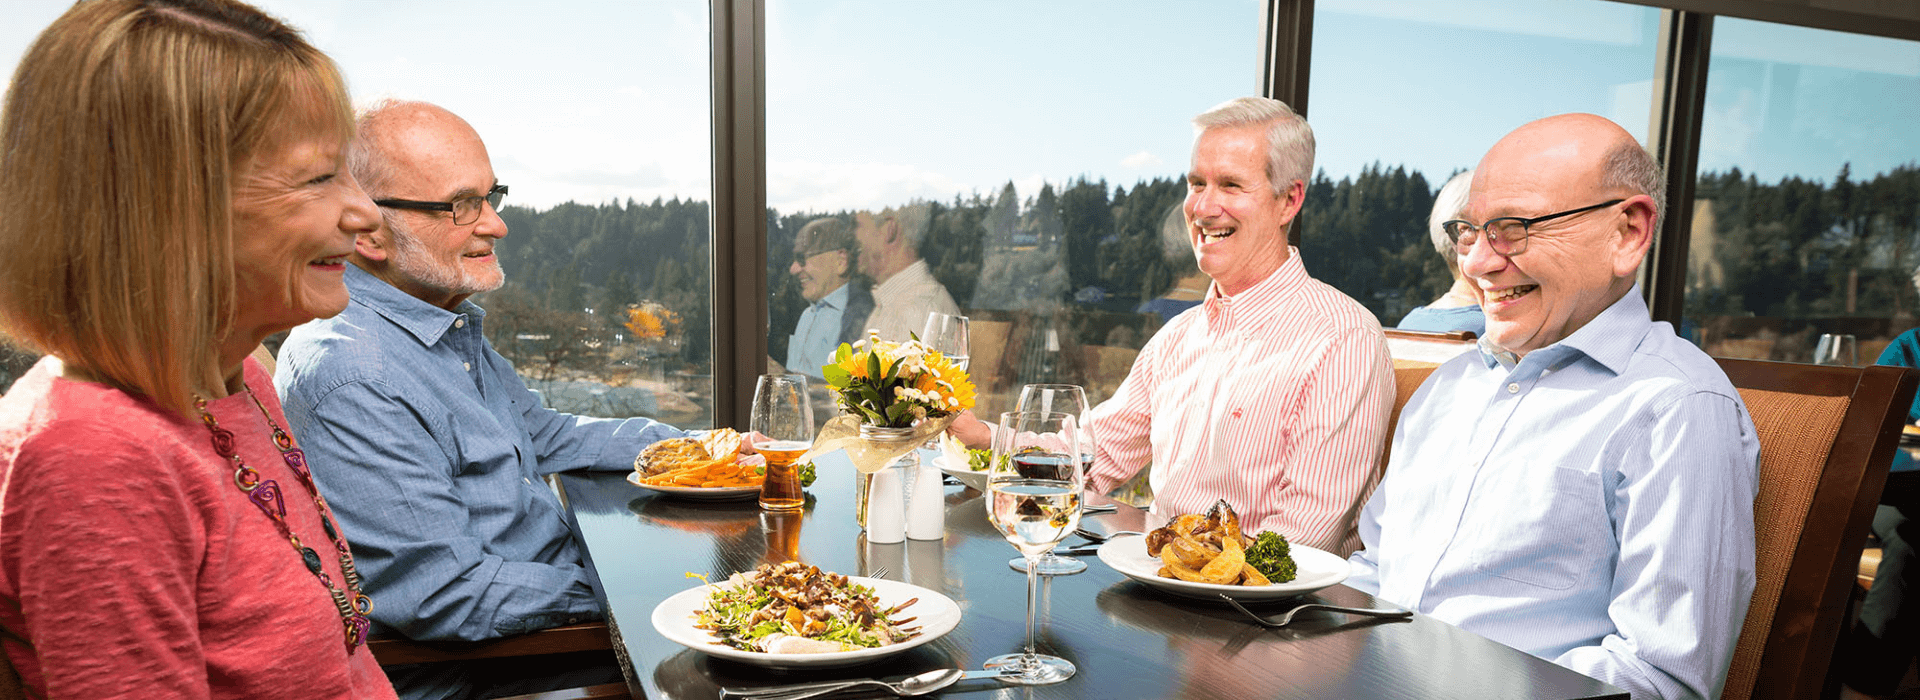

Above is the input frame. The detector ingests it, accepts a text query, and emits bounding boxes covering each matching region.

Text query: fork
[1072,526,1145,543]
[866,566,890,580]
[1218,594,1412,627]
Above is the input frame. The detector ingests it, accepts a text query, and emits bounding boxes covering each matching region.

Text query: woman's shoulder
[2,364,196,485]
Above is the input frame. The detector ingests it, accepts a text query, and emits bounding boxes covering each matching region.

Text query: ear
[1275,179,1307,230]
[354,228,393,263]
[1609,195,1658,279]
[882,217,902,244]
[830,250,850,277]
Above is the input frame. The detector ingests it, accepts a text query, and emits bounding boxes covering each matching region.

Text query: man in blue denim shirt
[1346,114,1759,700]
[277,101,691,699]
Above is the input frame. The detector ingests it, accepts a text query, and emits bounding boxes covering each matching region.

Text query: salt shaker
[865,462,907,544]
[906,455,945,540]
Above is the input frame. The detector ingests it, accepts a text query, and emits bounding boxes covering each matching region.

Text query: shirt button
[1507,382,1520,394]
[454,317,467,328]
[567,616,582,625]
[464,362,473,371]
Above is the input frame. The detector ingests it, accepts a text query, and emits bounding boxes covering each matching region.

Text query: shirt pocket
[1468,466,1609,591]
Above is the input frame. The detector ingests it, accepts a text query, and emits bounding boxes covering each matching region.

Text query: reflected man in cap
[785,216,872,378]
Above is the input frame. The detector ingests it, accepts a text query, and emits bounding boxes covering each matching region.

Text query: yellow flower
[917,352,976,413]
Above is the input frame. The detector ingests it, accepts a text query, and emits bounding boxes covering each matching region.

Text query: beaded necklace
[193,382,373,653]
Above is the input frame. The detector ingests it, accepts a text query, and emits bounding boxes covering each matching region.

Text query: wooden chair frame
[366,622,613,666]
[1717,359,1918,700]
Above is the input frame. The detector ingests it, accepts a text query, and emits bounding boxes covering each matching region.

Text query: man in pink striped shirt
[954,97,1393,556]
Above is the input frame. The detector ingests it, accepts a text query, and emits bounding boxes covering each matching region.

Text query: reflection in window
[259,0,717,427]
[1305,0,1660,327]
[765,0,1257,429]
[1685,18,1920,365]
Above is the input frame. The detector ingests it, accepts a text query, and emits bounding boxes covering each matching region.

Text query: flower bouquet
[802,331,976,475]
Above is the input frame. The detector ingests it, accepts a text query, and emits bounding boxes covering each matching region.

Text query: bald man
[276,101,683,699]
[1345,114,1759,700]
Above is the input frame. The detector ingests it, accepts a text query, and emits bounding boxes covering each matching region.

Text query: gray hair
[1428,169,1474,256]
[347,98,428,234]
[1600,139,1666,224]
[1192,96,1315,195]
[884,200,934,253]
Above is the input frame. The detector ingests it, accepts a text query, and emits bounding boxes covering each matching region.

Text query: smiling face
[792,248,850,302]
[1459,115,1656,356]
[361,106,508,310]
[1183,123,1302,296]
[231,125,378,336]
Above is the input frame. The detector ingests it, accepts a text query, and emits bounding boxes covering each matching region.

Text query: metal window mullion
[711,0,768,431]
[1261,0,1313,247]
[1644,8,1712,328]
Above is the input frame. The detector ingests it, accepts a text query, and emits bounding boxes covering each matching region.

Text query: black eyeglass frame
[790,247,849,266]
[375,184,509,226]
[1442,198,1626,256]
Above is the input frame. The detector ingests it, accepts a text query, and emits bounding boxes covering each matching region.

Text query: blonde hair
[0,0,353,416]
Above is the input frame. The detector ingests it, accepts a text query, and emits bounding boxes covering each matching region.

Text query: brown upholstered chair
[366,622,614,666]
[369,622,628,699]
[1717,359,1918,700]
[1380,329,1477,469]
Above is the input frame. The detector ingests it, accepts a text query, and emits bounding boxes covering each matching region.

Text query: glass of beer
[752,374,814,511]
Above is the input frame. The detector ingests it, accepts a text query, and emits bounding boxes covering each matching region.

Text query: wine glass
[751,374,814,512]
[984,410,1083,684]
[921,312,971,371]
[1009,384,1094,576]
[1813,333,1858,366]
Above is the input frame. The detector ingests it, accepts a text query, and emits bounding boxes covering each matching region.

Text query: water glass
[1009,384,1094,576]
[1814,333,1858,366]
[983,410,1082,684]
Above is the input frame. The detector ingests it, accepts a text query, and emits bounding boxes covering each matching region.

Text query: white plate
[1096,534,1350,601]
[650,576,962,669]
[627,471,761,501]
[932,455,988,491]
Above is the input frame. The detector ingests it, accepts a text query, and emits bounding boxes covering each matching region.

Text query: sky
[2,0,1915,213]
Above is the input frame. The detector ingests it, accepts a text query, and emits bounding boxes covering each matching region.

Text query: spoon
[725,668,963,700]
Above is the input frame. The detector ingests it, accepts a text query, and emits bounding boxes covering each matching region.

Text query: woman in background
[0,0,394,697]
[1396,169,1485,336]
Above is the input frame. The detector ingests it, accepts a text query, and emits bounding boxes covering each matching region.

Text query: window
[1304,0,1661,328]
[261,1,716,427]
[765,0,1261,430]
[1683,17,1920,366]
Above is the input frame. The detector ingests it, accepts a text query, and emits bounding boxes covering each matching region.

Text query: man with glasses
[1346,113,1759,700]
[784,215,872,378]
[276,100,690,699]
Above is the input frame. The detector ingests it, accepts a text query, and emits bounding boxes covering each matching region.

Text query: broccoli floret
[1245,531,1297,583]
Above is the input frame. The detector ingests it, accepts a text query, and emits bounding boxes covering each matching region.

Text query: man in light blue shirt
[784,215,871,378]
[1347,114,1759,700]
[277,101,692,699]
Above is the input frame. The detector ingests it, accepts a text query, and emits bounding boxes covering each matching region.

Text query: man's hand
[946,410,992,450]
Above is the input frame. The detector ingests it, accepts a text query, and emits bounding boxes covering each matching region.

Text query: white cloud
[1121,151,1162,169]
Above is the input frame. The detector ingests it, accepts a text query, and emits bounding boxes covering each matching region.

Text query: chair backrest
[1383,328,1477,365]
[1717,359,1917,700]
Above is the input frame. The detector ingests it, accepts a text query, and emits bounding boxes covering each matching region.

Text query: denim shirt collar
[344,264,486,349]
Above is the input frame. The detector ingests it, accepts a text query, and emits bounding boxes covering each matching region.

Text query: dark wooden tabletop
[560,456,1627,700]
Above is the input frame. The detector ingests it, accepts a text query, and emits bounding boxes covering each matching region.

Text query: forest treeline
[474,162,1920,381]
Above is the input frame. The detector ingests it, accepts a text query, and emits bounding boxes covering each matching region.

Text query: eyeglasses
[1442,199,1624,256]
[792,248,846,266]
[375,184,508,226]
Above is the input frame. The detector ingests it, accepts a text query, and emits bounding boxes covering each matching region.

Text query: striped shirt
[1086,248,1393,556]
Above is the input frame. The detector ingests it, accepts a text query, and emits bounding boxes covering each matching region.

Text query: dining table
[558,452,1629,700]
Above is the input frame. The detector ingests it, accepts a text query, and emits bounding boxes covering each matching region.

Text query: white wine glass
[1009,384,1094,576]
[984,410,1082,684]
[921,312,971,371]
[751,374,814,512]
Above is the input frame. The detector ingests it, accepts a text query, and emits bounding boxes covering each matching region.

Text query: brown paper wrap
[801,414,955,474]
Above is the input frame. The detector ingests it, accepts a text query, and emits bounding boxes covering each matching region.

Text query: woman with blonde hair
[0,0,395,696]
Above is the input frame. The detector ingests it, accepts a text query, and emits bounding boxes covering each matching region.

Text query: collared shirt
[787,283,850,378]
[1086,247,1393,556]
[1396,303,1486,336]
[863,259,960,342]
[1346,289,1760,700]
[276,265,688,642]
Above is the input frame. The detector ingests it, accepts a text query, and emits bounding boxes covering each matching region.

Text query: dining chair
[1380,329,1478,470]
[1382,328,1478,366]
[1716,358,1918,700]
[366,622,614,666]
